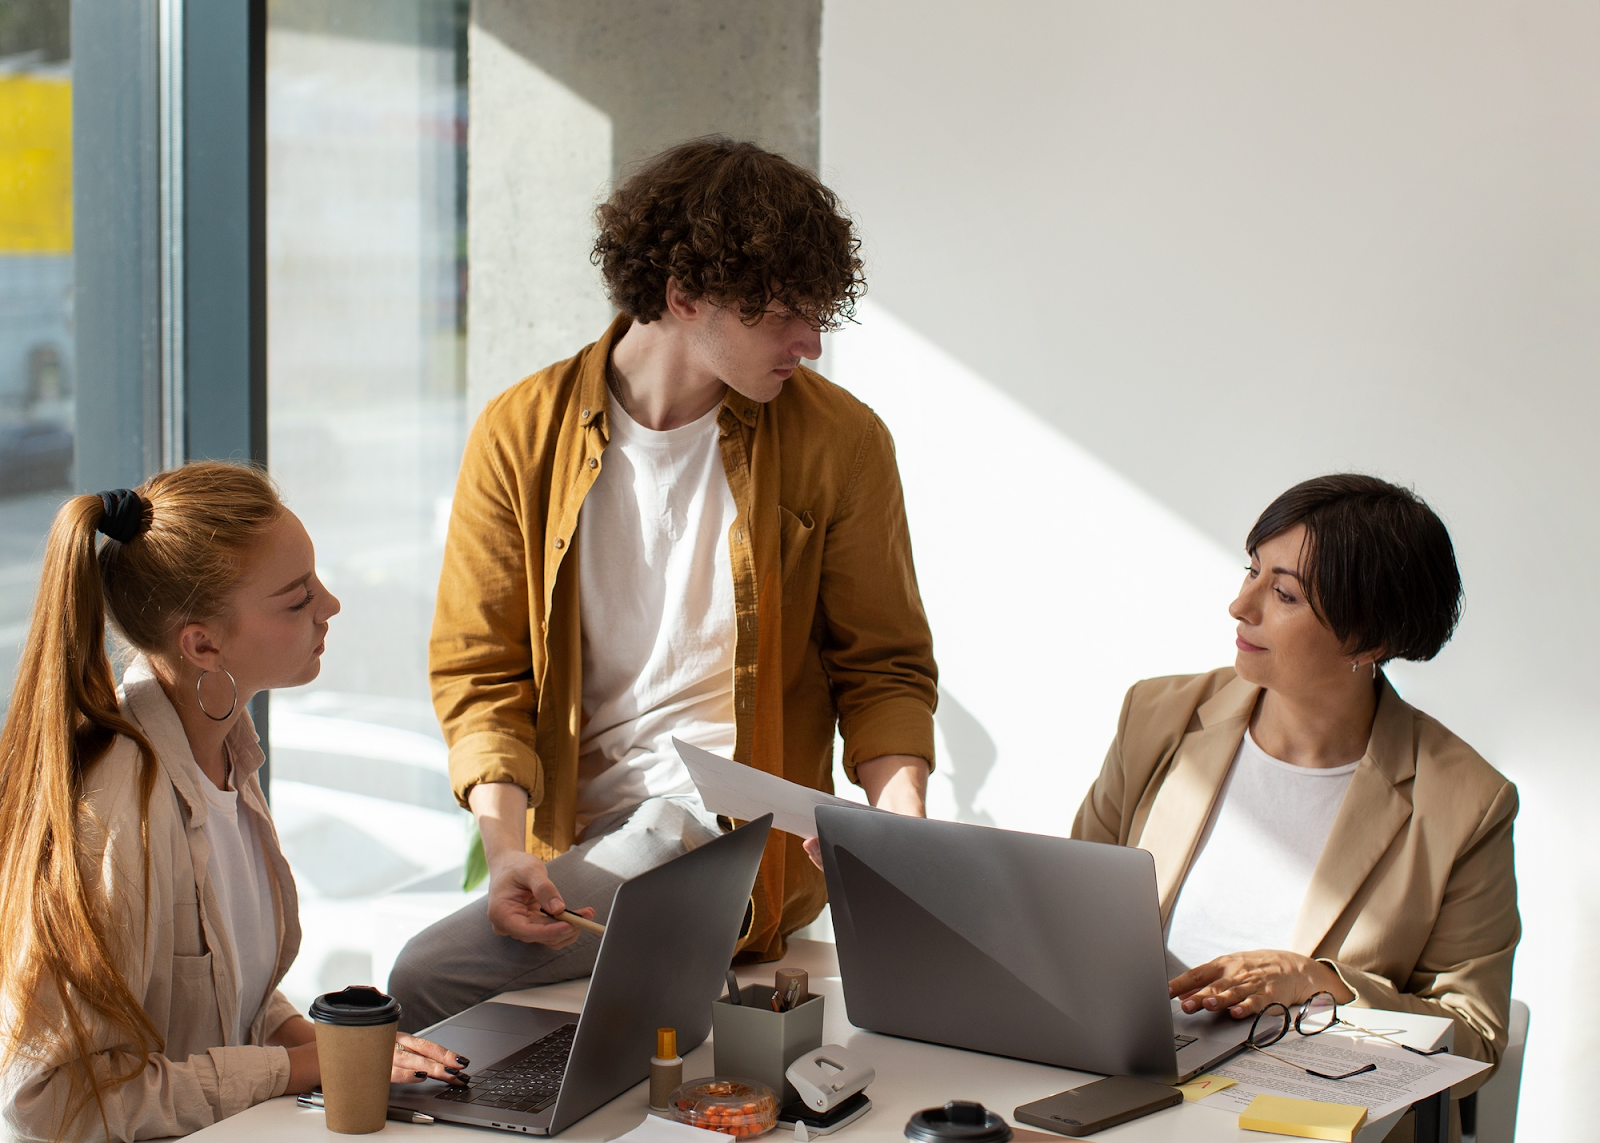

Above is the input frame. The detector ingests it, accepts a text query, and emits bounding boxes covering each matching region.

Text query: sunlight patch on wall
[828,301,1242,836]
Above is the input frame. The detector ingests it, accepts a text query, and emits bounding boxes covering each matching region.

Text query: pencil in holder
[711,986,825,1105]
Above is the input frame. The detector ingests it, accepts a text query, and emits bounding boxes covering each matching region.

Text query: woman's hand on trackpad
[1168,949,1354,1018]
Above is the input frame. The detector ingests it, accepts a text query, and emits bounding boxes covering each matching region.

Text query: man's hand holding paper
[672,737,885,839]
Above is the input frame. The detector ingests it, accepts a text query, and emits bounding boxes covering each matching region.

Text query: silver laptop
[814,806,1251,1083]
[389,814,771,1134]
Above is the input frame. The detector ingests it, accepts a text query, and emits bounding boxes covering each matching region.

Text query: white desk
[191,940,1449,1143]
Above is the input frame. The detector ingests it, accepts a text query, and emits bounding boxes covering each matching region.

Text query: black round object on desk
[905,1101,1014,1143]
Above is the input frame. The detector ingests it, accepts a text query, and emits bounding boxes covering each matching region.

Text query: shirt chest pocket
[168,952,226,1053]
[778,505,816,587]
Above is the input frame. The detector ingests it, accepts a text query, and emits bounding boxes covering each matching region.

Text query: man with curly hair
[391,138,937,1030]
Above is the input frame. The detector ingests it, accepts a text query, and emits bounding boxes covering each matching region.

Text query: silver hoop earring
[1350,660,1360,674]
[196,669,238,722]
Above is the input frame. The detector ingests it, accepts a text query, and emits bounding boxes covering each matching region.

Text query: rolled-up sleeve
[430,402,546,808]
[7,1044,290,1143]
[816,414,938,782]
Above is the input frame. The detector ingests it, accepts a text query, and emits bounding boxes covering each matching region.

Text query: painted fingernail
[414,1071,427,1079]
[454,1056,470,1066]
[445,1067,464,1076]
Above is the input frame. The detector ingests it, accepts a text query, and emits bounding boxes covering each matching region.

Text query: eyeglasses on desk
[1245,991,1449,1080]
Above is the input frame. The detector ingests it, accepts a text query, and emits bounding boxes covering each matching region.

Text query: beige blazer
[1,660,301,1142]
[1072,668,1519,1086]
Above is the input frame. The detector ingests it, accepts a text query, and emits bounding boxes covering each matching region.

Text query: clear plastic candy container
[667,1077,779,1138]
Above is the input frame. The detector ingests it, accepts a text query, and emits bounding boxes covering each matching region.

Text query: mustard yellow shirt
[430,316,938,958]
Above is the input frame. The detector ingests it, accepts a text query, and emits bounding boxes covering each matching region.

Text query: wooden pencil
[557,909,606,936]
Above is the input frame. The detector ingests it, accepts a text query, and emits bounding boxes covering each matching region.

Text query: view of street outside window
[0,0,73,718]
[265,0,475,1010]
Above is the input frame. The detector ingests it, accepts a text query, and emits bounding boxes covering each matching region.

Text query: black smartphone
[1014,1076,1183,1137]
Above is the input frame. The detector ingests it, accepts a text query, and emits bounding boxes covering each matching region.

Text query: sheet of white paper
[609,1114,728,1143]
[1200,1032,1489,1122]
[672,737,879,838]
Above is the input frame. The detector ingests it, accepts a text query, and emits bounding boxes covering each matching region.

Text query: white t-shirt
[196,757,278,1044]
[1164,730,1359,972]
[574,394,738,833]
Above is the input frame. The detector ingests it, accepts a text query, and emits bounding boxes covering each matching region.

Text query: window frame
[72,0,271,780]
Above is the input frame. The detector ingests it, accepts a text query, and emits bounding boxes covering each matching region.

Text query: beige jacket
[1073,669,1519,1093]
[2,661,301,1141]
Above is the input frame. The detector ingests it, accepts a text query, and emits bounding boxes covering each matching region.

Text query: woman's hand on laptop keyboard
[1168,949,1356,1019]
[392,1032,473,1086]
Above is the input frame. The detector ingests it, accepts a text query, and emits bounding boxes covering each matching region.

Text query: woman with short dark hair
[1074,474,1516,1119]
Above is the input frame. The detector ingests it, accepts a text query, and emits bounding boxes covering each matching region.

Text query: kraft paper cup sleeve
[311,987,402,1135]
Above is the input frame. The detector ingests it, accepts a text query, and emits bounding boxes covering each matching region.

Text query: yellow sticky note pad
[1239,1094,1368,1141]
[1175,1074,1238,1101]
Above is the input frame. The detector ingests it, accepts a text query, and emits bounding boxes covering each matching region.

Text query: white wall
[820,3,1600,1138]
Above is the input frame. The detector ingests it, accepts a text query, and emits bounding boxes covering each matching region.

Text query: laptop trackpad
[1173,1001,1250,1044]
[450,1002,574,1035]
[413,1026,530,1070]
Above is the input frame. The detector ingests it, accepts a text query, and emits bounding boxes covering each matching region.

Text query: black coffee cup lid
[310,986,402,1027]
[905,1101,1013,1143]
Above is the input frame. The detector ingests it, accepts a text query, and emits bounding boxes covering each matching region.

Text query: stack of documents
[1198,1031,1488,1124]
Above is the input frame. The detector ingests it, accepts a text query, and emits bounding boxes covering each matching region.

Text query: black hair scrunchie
[97,489,149,544]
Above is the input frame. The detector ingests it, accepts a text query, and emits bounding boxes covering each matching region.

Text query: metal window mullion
[157,0,185,469]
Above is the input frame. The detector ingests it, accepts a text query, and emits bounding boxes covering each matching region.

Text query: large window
[265,0,473,1009]
[0,0,73,715]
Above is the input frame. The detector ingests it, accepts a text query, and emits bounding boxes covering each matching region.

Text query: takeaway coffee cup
[310,986,400,1134]
[905,1101,1014,1143]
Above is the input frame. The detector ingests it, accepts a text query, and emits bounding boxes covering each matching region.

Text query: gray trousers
[388,796,720,1033]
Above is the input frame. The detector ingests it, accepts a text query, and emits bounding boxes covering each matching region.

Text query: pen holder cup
[712,987,825,1105]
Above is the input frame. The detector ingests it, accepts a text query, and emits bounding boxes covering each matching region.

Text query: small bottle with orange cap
[650,1027,684,1111]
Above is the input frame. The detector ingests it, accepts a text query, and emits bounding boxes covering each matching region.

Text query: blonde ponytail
[0,462,284,1139]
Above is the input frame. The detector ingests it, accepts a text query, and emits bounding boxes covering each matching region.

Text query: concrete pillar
[466,0,822,417]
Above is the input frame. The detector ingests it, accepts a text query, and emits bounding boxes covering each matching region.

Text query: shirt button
[588,457,598,469]
[554,537,565,550]
[581,409,590,420]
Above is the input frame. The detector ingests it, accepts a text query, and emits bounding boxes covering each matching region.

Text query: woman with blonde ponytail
[0,462,464,1142]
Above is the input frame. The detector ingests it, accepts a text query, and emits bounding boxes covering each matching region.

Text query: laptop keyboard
[1174,1034,1198,1051]
[434,1023,578,1115]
